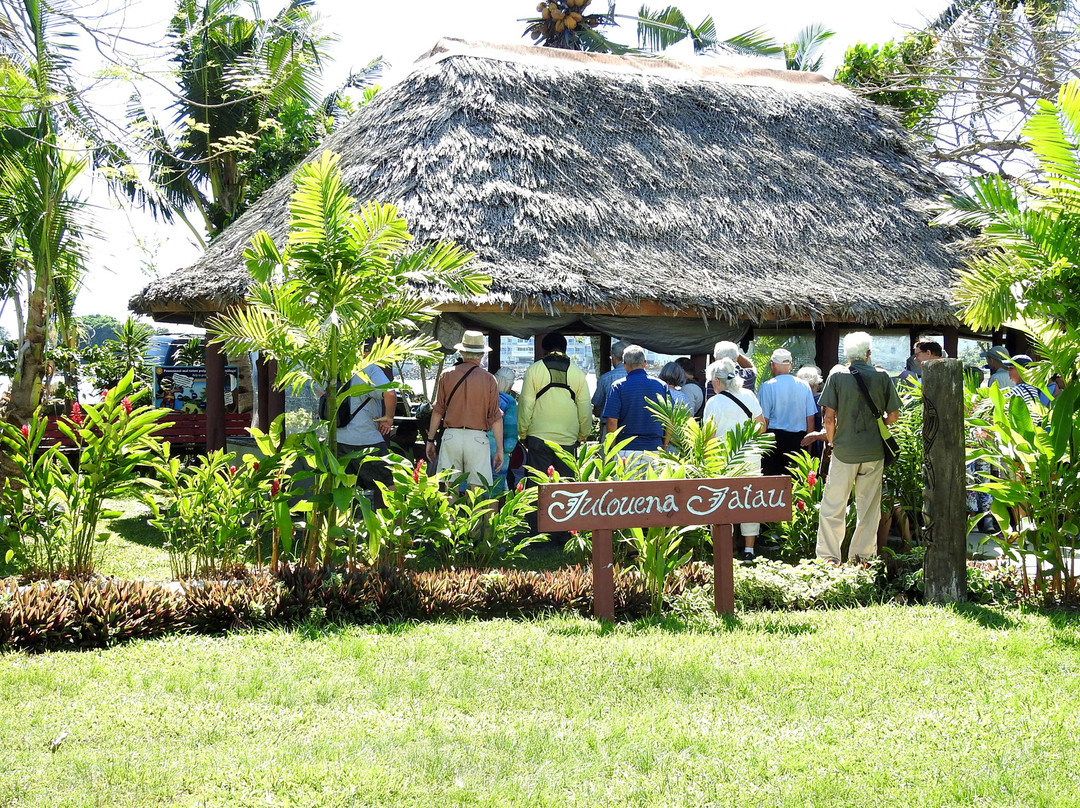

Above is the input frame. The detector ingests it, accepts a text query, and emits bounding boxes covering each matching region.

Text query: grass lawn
[3,606,1080,807]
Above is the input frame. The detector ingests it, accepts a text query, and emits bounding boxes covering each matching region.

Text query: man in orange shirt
[425,331,504,489]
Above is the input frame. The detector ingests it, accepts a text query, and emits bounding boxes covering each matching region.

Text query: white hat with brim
[454,330,491,353]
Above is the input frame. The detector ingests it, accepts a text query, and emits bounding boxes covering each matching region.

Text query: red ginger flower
[252,461,259,472]
[229,465,238,476]
[70,402,83,426]
[120,397,132,415]
[101,389,110,399]
[20,424,29,439]
[270,476,281,497]
[797,500,806,512]
[547,465,556,479]
[807,471,817,488]
[413,459,424,483]
[516,481,524,493]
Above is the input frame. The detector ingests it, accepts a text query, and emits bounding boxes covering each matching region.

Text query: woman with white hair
[796,365,825,458]
[702,358,767,563]
[488,367,519,494]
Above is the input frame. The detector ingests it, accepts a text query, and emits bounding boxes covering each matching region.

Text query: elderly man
[592,340,627,438]
[601,344,670,458]
[982,346,1015,389]
[898,339,944,386]
[518,332,592,479]
[808,332,901,564]
[713,340,757,393]
[425,331,503,489]
[758,348,817,476]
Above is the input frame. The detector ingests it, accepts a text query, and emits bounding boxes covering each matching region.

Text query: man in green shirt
[808,332,901,563]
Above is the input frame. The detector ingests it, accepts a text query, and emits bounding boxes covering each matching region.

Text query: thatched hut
[132,39,973,443]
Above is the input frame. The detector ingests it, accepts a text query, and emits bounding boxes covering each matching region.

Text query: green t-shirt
[818,361,902,464]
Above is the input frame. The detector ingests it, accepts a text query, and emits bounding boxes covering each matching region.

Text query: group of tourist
[333,328,1056,564]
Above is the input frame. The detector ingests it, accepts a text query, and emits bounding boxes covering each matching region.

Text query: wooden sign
[538,476,792,620]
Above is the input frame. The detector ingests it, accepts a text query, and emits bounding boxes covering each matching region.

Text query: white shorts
[437,427,494,488]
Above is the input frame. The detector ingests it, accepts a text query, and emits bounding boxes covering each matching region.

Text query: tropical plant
[625,522,694,615]
[0,371,167,578]
[0,0,111,428]
[129,0,331,239]
[442,485,539,569]
[209,150,488,567]
[882,386,925,545]
[81,317,155,392]
[761,450,824,562]
[648,397,774,480]
[967,382,1080,597]
[522,1,781,58]
[144,419,295,579]
[935,79,1080,382]
[783,23,835,72]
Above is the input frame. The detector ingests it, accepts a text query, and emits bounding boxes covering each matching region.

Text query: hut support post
[205,337,227,453]
[815,323,840,372]
[942,326,958,361]
[599,334,612,375]
[922,359,967,603]
[266,359,285,435]
[489,333,501,373]
[256,354,270,433]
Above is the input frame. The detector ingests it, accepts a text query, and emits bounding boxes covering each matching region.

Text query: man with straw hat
[425,331,504,489]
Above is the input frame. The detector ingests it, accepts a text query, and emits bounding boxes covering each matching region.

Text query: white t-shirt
[336,364,390,446]
[703,387,762,439]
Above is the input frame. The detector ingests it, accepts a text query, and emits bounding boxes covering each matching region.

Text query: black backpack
[318,385,371,429]
[535,354,577,402]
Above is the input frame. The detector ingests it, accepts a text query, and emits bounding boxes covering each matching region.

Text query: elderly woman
[659,361,693,414]
[796,364,824,458]
[487,367,519,494]
[703,358,767,563]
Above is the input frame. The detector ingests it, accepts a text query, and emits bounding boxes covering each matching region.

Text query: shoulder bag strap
[441,365,478,427]
[848,367,884,419]
[719,390,754,419]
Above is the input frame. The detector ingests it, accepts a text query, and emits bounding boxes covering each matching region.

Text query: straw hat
[454,330,491,353]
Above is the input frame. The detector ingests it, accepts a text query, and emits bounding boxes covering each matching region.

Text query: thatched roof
[132,39,964,330]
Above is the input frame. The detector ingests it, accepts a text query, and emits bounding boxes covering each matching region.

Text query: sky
[2,0,952,335]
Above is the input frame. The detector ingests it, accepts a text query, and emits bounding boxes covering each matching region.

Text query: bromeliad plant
[209,151,488,568]
[0,371,167,578]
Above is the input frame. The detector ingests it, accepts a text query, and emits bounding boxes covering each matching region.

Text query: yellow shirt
[517,354,593,445]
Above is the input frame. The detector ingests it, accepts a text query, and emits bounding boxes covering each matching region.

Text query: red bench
[42,412,251,454]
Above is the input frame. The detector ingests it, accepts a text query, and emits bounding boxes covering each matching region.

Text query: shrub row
[1,557,1023,654]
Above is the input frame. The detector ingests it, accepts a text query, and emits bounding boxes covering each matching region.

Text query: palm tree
[209,150,490,566]
[523,1,781,57]
[784,23,835,72]
[0,0,93,427]
[130,0,330,241]
[935,79,1080,380]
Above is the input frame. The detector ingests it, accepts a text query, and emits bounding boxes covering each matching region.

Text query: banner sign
[154,365,239,413]
[538,477,792,532]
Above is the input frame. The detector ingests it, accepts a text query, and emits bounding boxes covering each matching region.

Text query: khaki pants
[816,456,884,562]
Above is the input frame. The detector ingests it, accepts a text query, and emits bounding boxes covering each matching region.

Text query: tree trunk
[5,280,47,426]
[922,358,967,603]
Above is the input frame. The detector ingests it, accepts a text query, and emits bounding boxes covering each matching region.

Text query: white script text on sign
[537,477,792,532]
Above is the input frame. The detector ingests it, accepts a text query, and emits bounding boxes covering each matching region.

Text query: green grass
[3,606,1080,807]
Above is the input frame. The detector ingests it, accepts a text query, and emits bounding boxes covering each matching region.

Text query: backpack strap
[719,390,754,419]
[535,354,576,402]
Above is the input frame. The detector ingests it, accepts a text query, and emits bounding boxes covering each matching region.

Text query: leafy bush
[733,558,880,610]
[0,372,167,578]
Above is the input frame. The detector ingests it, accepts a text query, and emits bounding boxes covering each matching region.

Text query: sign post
[538,477,792,620]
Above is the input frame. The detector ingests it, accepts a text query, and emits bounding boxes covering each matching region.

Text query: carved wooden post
[922,358,967,603]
